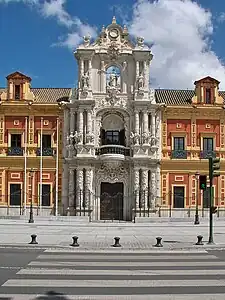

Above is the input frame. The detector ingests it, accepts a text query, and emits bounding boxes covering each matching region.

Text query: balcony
[8,147,23,156]
[171,150,187,159]
[36,147,54,156]
[200,150,216,159]
[96,145,130,161]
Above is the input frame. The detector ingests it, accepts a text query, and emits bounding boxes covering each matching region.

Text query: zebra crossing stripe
[3,279,225,287]
[44,249,209,254]
[17,268,225,276]
[28,260,225,267]
[36,254,217,260]
[0,294,225,300]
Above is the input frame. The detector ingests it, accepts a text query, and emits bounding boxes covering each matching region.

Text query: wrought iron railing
[171,150,187,159]
[8,147,23,156]
[200,150,216,159]
[36,147,54,156]
[95,145,130,156]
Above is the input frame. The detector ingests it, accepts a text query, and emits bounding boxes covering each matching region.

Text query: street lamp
[28,169,34,223]
[194,171,200,225]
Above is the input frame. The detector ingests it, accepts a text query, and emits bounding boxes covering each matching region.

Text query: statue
[137,75,144,90]
[130,132,140,145]
[109,73,117,87]
[83,35,91,47]
[81,72,89,89]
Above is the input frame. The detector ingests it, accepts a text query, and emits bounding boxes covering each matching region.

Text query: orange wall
[167,119,191,146]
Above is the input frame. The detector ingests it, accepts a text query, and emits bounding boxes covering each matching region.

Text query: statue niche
[106,66,121,103]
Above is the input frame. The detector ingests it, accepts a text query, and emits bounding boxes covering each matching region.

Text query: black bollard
[195,235,204,245]
[113,236,121,247]
[71,236,79,247]
[154,237,163,247]
[29,234,38,245]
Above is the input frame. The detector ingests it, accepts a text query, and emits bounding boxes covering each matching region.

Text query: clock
[109,29,119,38]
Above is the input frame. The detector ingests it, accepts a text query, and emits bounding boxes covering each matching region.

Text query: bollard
[154,237,163,247]
[113,236,121,247]
[29,234,38,245]
[71,236,79,247]
[195,235,204,245]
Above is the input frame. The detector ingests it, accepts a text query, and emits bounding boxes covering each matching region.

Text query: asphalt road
[0,247,225,299]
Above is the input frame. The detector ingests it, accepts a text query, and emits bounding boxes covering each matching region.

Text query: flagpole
[55,117,59,216]
[24,116,28,215]
[40,117,43,214]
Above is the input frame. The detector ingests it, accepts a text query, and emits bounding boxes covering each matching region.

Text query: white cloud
[40,0,97,48]
[129,0,225,89]
[0,0,97,49]
[41,0,73,27]
[218,12,225,23]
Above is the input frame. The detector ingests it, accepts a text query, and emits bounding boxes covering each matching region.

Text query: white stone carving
[107,42,120,61]
[86,132,95,144]
[136,37,144,48]
[81,72,89,90]
[130,132,140,145]
[137,75,145,95]
[83,35,91,47]
[97,164,127,184]
[69,131,83,145]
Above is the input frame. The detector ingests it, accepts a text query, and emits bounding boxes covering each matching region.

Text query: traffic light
[209,157,220,180]
[211,206,217,214]
[199,175,207,190]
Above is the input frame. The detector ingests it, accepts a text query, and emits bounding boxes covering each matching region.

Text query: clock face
[110,29,118,38]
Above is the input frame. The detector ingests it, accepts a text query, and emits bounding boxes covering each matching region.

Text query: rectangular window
[11,134,21,147]
[174,137,184,150]
[15,85,20,100]
[42,134,51,148]
[173,186,185,208]
[203,187,214,208]
[205,88,211,104]
[10,184,21,206]
[40,184,51,206]
[203,137,214,151]
[105,131,120,145]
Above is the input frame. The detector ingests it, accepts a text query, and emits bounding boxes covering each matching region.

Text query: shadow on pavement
[33,291,70,299]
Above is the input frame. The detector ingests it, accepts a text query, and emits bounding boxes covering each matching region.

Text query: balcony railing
[36,147,54,156]
[95,145,131,156]
[171,150,187,159]
[8,147,23,156]
[200,150,216,159]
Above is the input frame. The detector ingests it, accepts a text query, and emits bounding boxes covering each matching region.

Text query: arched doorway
[100,182,124,220]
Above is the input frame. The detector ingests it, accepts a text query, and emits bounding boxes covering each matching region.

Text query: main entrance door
[100,182,124,220]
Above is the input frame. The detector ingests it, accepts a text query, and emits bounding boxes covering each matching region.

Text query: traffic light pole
[208,177,214,244]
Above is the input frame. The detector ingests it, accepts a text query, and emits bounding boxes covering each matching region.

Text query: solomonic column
[141,169,148,212]
[151,170,156,209]
[85,168,93,210]
[76,168,84,211]
[134,168,140,209]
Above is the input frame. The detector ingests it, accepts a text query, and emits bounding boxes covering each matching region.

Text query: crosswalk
[0,248,225,299]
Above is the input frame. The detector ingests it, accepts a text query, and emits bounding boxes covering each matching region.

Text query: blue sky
[1,0,225,89]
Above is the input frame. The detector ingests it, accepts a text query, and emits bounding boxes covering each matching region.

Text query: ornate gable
[6,71,31,82]
[192,76,223,106]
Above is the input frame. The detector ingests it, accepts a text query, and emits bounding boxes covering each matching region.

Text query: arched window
[106,66,121,88]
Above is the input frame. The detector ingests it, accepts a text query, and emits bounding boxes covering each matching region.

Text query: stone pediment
[6,71,31,82]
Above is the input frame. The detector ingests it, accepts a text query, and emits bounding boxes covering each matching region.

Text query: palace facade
[0,71,70,216]
[62,17,161,221]
[1,18,225,221]
[157,76,225,216]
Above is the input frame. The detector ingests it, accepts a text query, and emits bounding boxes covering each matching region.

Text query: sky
[1,0,225,89]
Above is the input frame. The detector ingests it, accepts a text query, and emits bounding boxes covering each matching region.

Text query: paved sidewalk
[0,217,225,250]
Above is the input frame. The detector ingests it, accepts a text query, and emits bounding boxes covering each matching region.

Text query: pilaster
[28,116,34,145]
